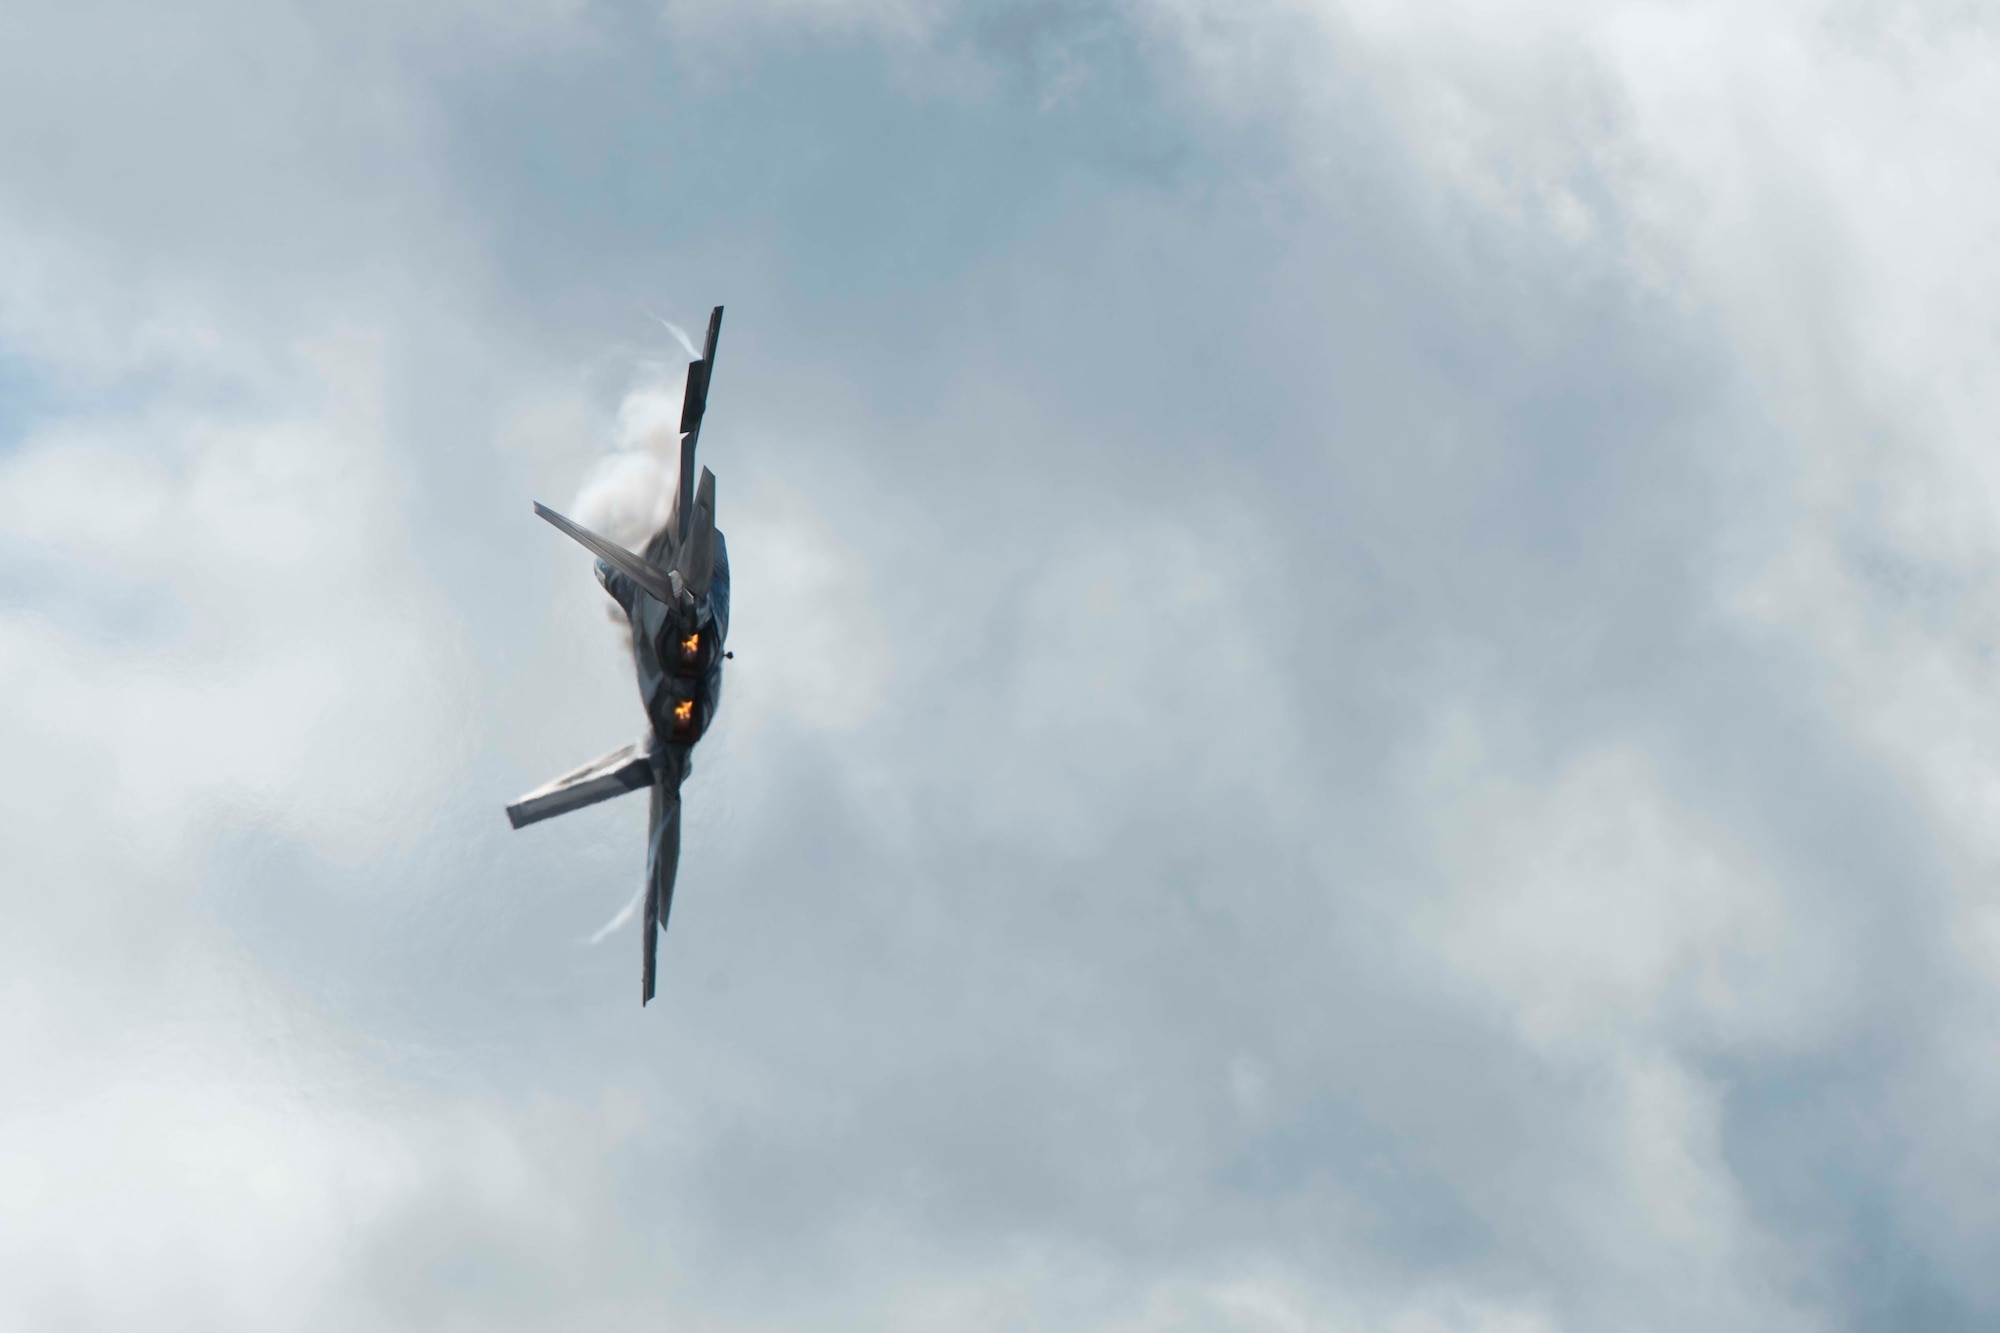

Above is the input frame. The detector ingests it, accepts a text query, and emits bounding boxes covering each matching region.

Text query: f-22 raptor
[507,306,731,1006]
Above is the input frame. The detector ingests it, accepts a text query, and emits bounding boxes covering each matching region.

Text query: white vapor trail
[648,310,702,362]
[587,882,646,945]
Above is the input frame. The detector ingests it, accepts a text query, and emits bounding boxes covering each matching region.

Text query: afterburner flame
[680,632,700,658]
[673,700,694,724]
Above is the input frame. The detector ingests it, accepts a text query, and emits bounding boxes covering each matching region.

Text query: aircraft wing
[506,740,655,829]
[533,502,681,606]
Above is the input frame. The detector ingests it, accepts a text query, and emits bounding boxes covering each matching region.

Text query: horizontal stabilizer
[533,502,680,606]
[507,740,654,829]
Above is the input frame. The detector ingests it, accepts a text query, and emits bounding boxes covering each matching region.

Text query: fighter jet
[506,306,732,1006]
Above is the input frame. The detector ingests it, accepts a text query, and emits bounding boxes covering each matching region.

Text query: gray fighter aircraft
[506,306,732,1006]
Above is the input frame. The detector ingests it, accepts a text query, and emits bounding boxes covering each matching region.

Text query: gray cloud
[5,1,2000,1330]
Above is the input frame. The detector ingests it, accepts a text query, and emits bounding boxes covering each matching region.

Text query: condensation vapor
[587,882,646,945]
[570,360,694,655]
[651,313,702,362]
[569,356,693,947]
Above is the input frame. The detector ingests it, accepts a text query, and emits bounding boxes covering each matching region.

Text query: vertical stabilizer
[676,306,724,552]
[641,779,683,1006]
[676,468,718,597]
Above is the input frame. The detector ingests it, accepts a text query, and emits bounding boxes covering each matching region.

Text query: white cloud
[1406,728,1851,1059]
[12,0,2000,1326]
[1133,0,2000,1317]
[661,0,951,46]
[0,332,473,860]
[718,474,894,739]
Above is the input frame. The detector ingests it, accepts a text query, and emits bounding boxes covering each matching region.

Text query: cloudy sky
[6,1,2000,1328]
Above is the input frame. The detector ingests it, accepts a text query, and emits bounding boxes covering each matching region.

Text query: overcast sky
[6,1,2000,1329]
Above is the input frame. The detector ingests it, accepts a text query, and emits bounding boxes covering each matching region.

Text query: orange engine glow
[680,633,701,657]
[672,700,694,724]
